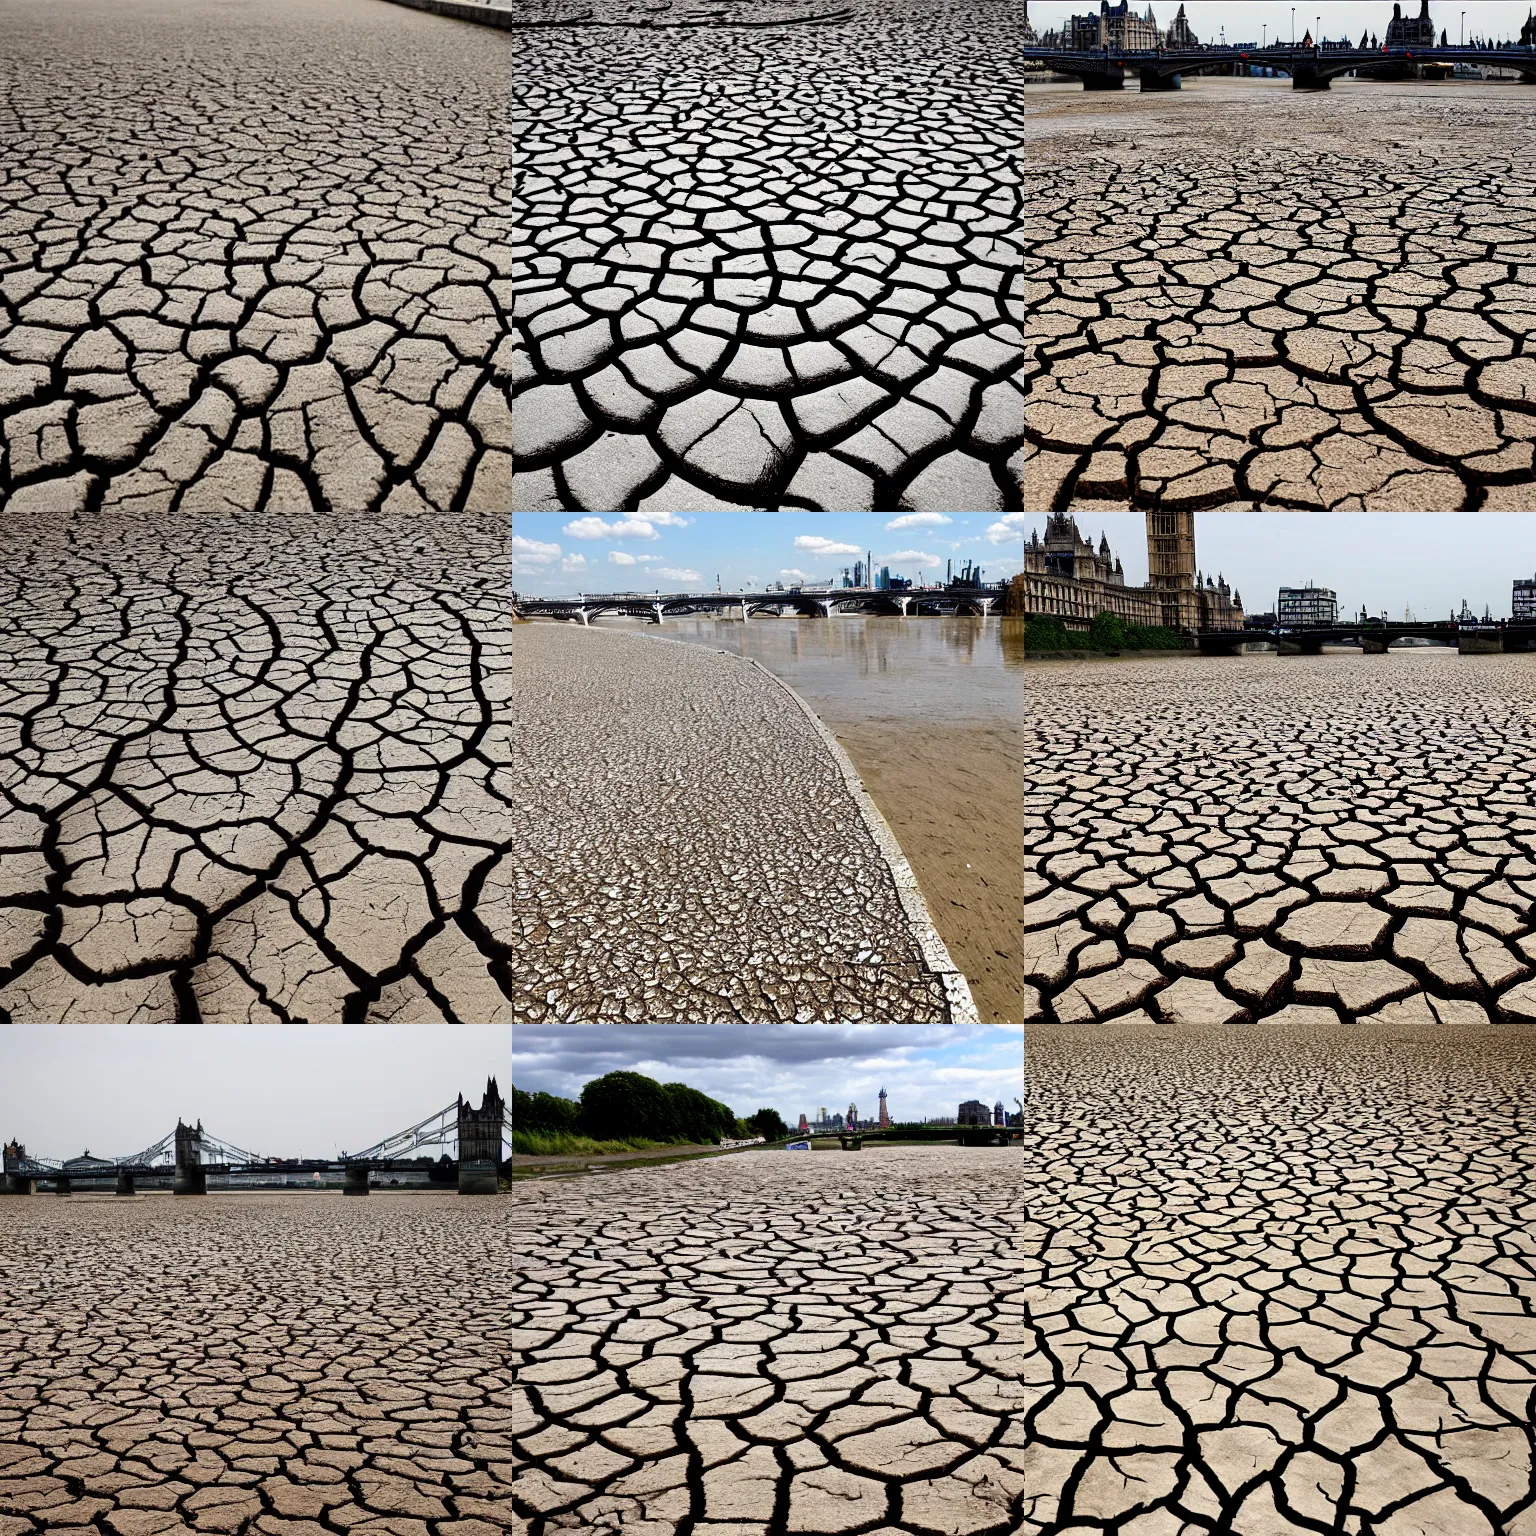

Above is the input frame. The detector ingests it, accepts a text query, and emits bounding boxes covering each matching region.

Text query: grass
[511,1131,667,1157]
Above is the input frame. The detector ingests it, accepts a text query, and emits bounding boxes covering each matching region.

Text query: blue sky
[3,1027,509,1161]
[511,512,1028,595]
[514,1025,1025,1126]
[1028,1,1532,45]
[1027,513,1536,619]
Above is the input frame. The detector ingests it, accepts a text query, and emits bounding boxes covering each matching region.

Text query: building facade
[1515,577,1536,622]
[1278,584,1339,626]
[1385,0,1435,45]
[1068,1,1161,50]
[1022,514,1244,632]
[1165,3,1198,46]
[958,1100,991,1126]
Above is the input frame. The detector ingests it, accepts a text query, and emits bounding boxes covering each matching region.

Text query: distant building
[992,1101,1005,1126]
[1023,0,1038,44]
[1278,584,1339,627]
[1385,0,1435,46]
[1514,577,1536,621]
[878,1089,890,1130]
[958,1099,991,1126]
[1068,1,1161,50]
[797,1113,809,1134]
[1165,3,1198,46]
[1023,514,1243,632]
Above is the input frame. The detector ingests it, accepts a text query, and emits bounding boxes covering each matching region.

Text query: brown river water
[586,614,1025,1023]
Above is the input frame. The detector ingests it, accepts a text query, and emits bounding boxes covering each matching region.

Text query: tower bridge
[514,586,1004,625]
[1024,43,1536,92]
[2,1080,509,1197]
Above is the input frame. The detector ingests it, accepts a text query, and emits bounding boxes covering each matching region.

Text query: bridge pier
[1459,629,1505,655]
[1361,636,1391,655]
[1140,68,1181,90]
[343,1164,370,1197]
[115,1171,135,1196]
[55,1176,71,1196]
[1082,68,1126,89]
[458,1160,499,1195]
[1292,66,1332,90]
[1277,637,1325,657]
[3,1174,34,1196]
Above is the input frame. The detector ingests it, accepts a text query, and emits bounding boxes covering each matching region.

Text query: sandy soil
[832,718,1024,1023]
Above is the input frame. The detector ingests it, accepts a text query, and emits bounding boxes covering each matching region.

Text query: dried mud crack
[510,0,1027,512]
[0,1194,514,1534]
[1023,80,1536,511]
[0,512,512,1023]
[0,0,514,513]
[1020,1020,1536,1535]
[1025,652,1536,1029]
[510,1145,1030,1533]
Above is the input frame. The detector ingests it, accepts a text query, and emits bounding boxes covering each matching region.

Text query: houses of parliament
[1022,513,1245,632]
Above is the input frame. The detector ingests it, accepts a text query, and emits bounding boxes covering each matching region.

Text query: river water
[583,614,1024,1023]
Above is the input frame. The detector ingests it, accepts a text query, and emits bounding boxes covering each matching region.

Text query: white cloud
[655,567,703,583]
[565,517,662,541]
[608,550,638,566]
[642,512,691,528]
[794,536,861,556]
[560,553,587,572]
[511,535,561,567]
[779,568,812,582]
[985,514,1029,545]
[883,549,941,566]
[885,513,952,530]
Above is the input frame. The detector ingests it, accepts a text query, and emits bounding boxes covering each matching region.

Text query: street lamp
[1461,11,1465,45]
[1262,22,1267,47]
[1291,7,1295,47]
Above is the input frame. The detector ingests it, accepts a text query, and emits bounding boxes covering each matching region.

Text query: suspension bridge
[2,1080,509,1197]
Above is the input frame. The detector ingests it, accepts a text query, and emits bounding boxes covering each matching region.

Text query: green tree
[745,1107,789,1140]
[579,1071,675,1140]
[1024,614,1072,652]
[1088,610,1127,651]
[512,1086,580,1132]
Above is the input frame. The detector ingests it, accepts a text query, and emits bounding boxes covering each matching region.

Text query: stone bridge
[515,587,1002,625]
[1197,621,1536,655]
[1025,43,1536,92]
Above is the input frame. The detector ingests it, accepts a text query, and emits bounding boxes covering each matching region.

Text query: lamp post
[1461,11,1465,45]
[1263,23,1267,47]
[1291,7,1295,47]
[1315,14,1320,49]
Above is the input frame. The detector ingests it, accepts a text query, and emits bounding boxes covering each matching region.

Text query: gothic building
[1023,514,1244,632]
[1023,0,1037,44]
[459,1078,506,1165]
[1068,1,1161,51]
[1385,0,1435,46]
[1165,3,1198,47]
[1523,9,1536,46]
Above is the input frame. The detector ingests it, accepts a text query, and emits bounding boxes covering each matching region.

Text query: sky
[513,1026,1025,1125]
[1026,513,1536,619]
[511,512,1027,596]
[2,1027,510,1162]
[1027,1,1534,45]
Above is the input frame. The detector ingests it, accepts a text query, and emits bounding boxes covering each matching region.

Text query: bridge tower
[457,1078,504,1195]
[174,1119,207,1196]
[1146,512,1199,631]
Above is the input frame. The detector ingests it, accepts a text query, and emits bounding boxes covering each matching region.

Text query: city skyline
[1027,1,1529,45]
[1025,514,1536,620]
[3,1028,509,1161]
[511,513,1027,596]
[514,1025,1024,1126]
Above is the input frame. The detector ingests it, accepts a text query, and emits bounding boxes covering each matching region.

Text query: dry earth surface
[1025,650,1536,1028]
[1021,1019,1536,1535]
[510,1144,1030,1533]
[1023,79,1536,512]
[509,623,967,1021]
[0,512,512,1023]
[510,0,1027,511]
[0,1193,514,1534]
[0,0,513,513]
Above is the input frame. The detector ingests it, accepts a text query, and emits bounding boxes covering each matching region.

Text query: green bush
[512,1087,581,1133]
[512,1130,663,1157]
[745,1107,789,1140]
[1024,614,1072,651]
[1024,613,1189,654]
[1088,611,1126,651]
[578,1070,740,1144]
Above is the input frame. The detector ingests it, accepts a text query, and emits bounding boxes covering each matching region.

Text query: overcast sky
[1027,513,1536,619]
[514,1026,1025,1125]
[2,1028,509,1162]
[1028,1,1532,44]
[511,513,1025,596]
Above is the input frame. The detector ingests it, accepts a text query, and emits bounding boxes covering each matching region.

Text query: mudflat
[1023,76,1536,511]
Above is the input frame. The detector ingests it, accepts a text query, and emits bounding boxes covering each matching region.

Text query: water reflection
[581,614,1023,721]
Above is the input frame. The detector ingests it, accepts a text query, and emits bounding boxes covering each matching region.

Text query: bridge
[1196,620,1536,655]
[2,1080,510,1197]
[1024,43,1536,92]
[513,585,1005,625]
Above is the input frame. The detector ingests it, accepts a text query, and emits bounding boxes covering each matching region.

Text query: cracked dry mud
[1025,652,1536,1029]
[1021,1020,1536,1536]
[0,512,512,1024]
[0,0,513,513]
[510,1145,1029,1534]
[510,0,1026,512]
[510,623,957,1021]
[0,1194,513,1534]
[1023,80,1536,511]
